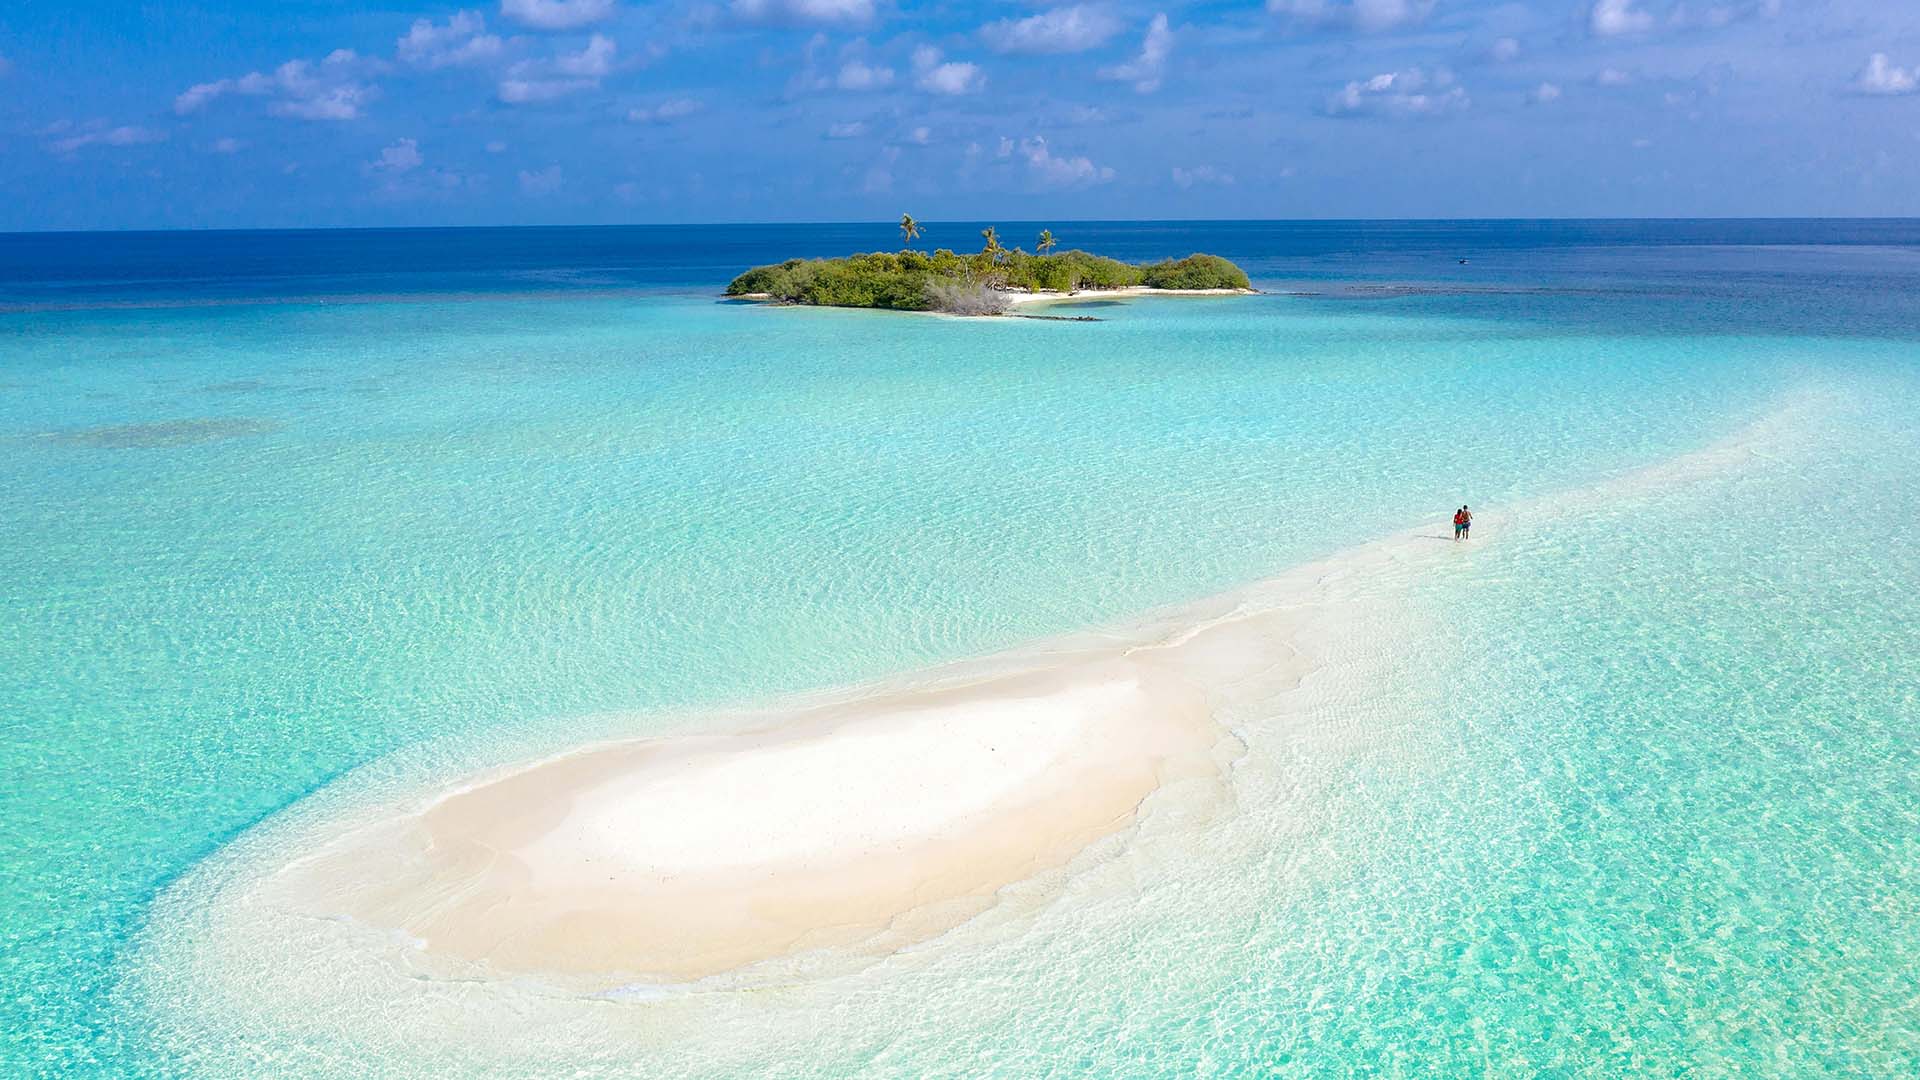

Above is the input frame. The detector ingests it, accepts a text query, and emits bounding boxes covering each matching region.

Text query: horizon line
[5,215,1920,239]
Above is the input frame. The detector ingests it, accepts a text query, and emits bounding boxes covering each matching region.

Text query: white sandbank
[181,386,1837,998]
[276,652,1233,985]
[1004,286,1257,306]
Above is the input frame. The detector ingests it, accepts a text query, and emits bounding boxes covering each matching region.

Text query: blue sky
[1,1,1916,228]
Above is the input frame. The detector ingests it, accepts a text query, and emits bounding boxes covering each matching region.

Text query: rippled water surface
[2,221,1917,1076]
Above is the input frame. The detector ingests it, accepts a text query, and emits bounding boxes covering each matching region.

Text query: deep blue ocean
[3,220,1917,1078]
[6,218,1920,336]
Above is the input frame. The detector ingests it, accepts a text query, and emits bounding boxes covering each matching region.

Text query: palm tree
[980,226,1002,261]
[900,214,922,249]
[1037,229,1056,256]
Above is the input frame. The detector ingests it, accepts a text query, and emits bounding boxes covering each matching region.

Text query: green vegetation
[726,222,1251,315]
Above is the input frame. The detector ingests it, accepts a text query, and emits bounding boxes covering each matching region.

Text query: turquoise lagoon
[1,222,1917,1076]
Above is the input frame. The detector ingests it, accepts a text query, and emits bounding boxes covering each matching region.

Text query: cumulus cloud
[1324,67,1468,117]
[628,97,703,122]
[500,34,615,102]
[732,0,875,26]
[368,137,424,172]
[519,165,564,195]
[907,124,930,145]
[826,120,869,138]
[1595,67,1632,86]
[398,11,504,68]
[1487,37,1521,63]
[981,5,1123,55]
[500,0,615,31]
[1528,82,1563,104]
[1589,0,1654,37]
[175,50,378,120]
[1171,164,1232,188]
[48,124,166,155]
[210,136,245,154]
[1098,14,1172,93]
[1268,0,1434,34]
[835,59,894,90]
[1852,53,1917,96]
[1019,136,1113,187]
[913,46,984,95]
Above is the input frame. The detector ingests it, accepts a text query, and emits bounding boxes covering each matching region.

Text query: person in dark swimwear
[1453,506,1468,540]
[1461,505,1472,539]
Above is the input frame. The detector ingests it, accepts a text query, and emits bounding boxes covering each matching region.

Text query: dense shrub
[1137,253,1252,290]
[726,246,1247,311]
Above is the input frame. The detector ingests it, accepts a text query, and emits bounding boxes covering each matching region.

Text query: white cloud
[1171,164,1233,188]
[1098,14,1172,93]
[732,0,874,26]
[1852,53,1917,96]
[1488,37,1521,63]
[210,136,245,154]
[835,59,894,90]
[398,11,504,68]
[369,137,424,172]
[907,125,931,144]
[1020,136,1113,187]
[1595,67,1632,86]
[913,47,984,95]
[175,50,377,121]
[500,0,615,31]
[981,5,1122,55]
[628,97,703,122]
[486,140,508,152]
[48,125,166,155]
[1590,0,1654,37]
[1324,67,1469,117]
[519,165,564,195]
[499,34,615,102]
[826,120,869,138]
[555,34,616,76]
[1268,0,1434,34]
[1528,82,1563,104]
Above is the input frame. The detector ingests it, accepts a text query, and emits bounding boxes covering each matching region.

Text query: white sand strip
[1004,286,1256,306]
[199,385,1839,996]
[268,648,1242,986]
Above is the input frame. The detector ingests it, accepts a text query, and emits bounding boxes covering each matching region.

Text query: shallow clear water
[2,222,1917,1076]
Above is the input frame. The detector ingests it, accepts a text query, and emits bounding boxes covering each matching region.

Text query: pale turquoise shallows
[2,223,1918,1078]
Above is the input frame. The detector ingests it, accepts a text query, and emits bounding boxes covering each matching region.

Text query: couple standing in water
[1452,505,1473,540]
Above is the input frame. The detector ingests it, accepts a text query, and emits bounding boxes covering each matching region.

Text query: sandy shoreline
[151,385,1834,1001]
[231,498,1481,990]
[274,654,1230,984]
[731,285,1256,317]
[1004,286,1256,306]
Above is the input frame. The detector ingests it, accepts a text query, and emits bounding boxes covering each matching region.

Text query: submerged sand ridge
[269,648,1244,986]
[170,384,1842,999]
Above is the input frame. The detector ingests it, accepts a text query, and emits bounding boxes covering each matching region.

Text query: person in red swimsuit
[1453,506,1468,541]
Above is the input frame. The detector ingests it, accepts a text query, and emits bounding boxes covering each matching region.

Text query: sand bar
[267,640,1256,987]
[231,384,1834,995]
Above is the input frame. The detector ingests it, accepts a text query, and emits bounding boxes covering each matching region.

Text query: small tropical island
[726,215,1254,316]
